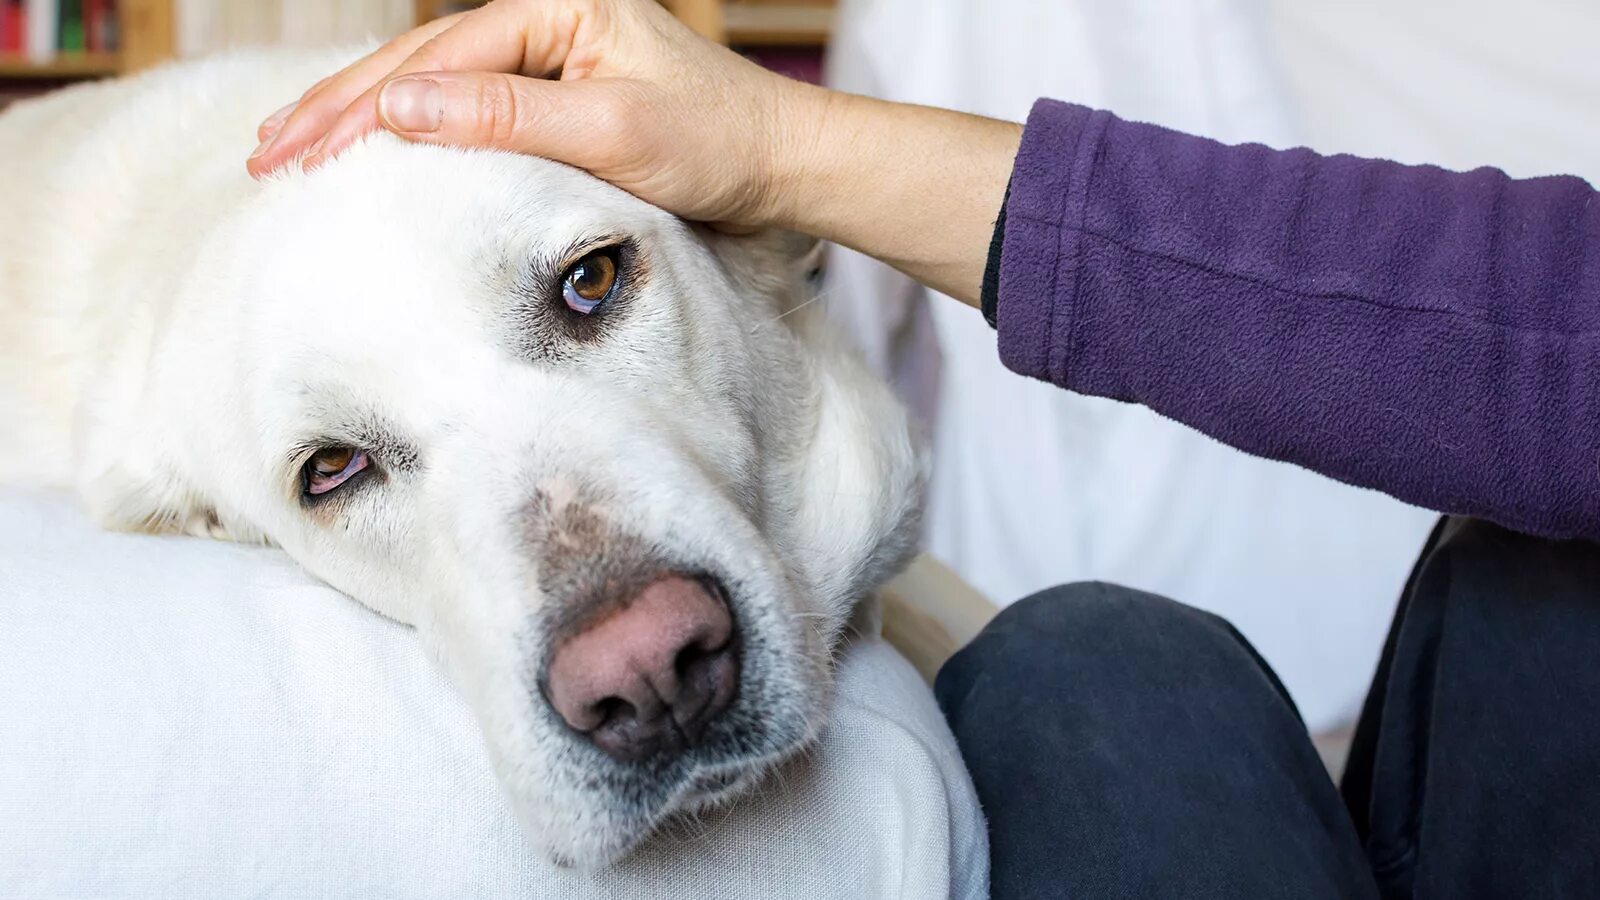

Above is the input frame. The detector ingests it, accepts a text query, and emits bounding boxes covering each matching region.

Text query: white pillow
[0,487,987,899]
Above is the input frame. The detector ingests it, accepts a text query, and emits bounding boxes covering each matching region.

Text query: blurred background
[4,0,1598,762]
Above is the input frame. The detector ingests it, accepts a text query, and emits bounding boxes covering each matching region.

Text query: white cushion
[0,487,987,899]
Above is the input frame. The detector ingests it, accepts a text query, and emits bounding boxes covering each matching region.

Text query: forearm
[997,100,1600,539]
[771,86,1022,306]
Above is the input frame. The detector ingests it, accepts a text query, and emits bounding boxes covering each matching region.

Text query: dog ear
[697,225,817,265]
[699,224,926,624]
[768,294,928,629]
[695,226,820,316]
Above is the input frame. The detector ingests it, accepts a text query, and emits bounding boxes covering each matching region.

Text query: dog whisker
[758,286,832,329]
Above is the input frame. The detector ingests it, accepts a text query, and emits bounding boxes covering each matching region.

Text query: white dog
[0,49,923,868]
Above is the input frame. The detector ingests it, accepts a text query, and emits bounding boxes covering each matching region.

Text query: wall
[176,0,412,56]
[1268,0,1600,181]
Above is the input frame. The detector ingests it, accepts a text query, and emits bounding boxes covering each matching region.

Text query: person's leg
[1341,518,1600,899]
[936,582,1376,899]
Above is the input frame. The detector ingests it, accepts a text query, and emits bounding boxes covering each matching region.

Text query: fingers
[372,71,635,170]
[385,0,597,83]
[301,1,599,171]
[252,0,601,176]
[246,11,467,176]
[257,92,313,143]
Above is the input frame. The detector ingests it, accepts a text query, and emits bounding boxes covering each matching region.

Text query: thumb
[377,71,628,166]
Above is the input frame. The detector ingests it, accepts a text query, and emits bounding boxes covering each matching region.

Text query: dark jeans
[935,518,1600,899]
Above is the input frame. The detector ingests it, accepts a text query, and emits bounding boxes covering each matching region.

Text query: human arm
[245,0,1018,303]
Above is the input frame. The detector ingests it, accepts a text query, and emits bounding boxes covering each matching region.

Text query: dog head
[83,137,922,866]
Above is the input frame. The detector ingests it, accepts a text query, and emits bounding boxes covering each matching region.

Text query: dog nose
[545,575,740,762]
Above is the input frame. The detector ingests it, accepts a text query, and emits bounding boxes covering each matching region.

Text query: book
[83,0,101,51]
[25,0,58,63]
[83,0,115,53]
[0,0,23,55]
[59,0,83,53]
[100,0,119,53]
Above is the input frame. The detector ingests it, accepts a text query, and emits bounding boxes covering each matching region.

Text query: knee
[982,581,1226,651]
[936,582,1247,709]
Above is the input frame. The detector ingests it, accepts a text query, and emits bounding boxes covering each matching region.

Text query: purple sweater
[990,100,1600,542]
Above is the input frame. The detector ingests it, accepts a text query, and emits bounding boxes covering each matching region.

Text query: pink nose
[545,575,739,762]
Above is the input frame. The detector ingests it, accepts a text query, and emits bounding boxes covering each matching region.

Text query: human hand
[246,0,818,228]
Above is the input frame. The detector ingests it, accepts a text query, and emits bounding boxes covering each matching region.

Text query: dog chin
[675,751,792,813]
[551,736,817,869]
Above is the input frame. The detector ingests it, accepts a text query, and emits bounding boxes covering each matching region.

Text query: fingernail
[302,136,327,170]
[248,133,277,161]
[259,101,296,139]
[379,78,444,133]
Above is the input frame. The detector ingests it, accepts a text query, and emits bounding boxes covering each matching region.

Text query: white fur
[0,49,923,867]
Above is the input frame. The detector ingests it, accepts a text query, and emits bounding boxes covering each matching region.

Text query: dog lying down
[0,49,923,868]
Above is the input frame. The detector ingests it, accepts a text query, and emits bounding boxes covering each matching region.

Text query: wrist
[760,81,859,236]
[755,81,1023,306]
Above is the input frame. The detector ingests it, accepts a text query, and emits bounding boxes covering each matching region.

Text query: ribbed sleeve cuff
[994,99,1111,386]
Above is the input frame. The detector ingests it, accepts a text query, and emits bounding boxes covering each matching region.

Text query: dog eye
[302,447,370,497]
[561,248,620,315]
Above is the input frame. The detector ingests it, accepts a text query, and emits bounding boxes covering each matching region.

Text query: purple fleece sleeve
[996,99,1600,540]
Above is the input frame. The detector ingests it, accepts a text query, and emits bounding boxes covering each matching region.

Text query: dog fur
[0,49,923,867]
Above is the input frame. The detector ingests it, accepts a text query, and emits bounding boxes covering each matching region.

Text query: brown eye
[562,249,620,314]
[303,447,370,497]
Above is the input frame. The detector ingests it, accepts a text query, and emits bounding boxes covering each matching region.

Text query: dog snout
[545,575,740,763]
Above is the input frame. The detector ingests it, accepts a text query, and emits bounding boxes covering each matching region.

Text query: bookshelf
[0,49,117,76]
[0,0,826,83]
[0,0,174,79]
[413,0,834,47]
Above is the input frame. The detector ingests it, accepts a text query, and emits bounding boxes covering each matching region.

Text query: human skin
[246,0,1022,306]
